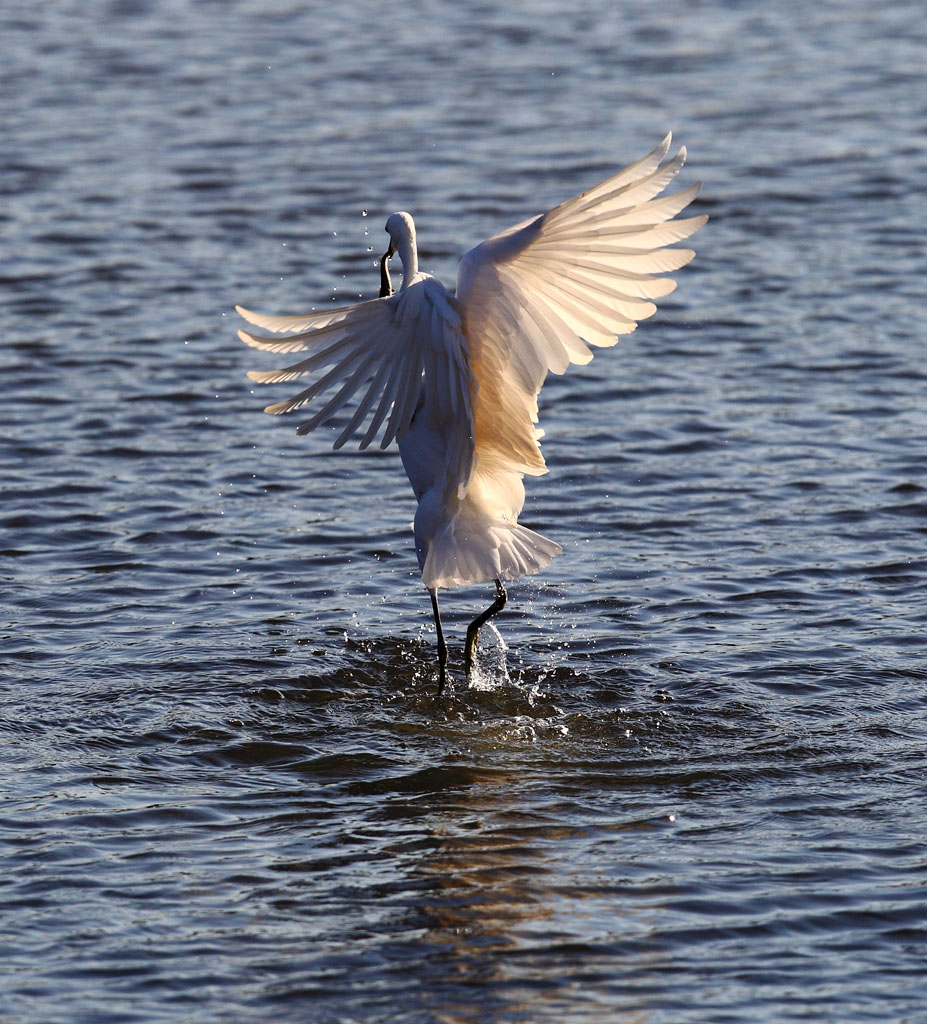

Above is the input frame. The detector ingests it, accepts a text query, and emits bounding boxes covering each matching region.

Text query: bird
[237,134,706,692]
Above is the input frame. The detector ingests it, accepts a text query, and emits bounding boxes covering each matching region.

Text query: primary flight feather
[238,134,706,690]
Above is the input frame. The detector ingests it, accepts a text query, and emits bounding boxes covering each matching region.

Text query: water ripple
[2,0,926,1021]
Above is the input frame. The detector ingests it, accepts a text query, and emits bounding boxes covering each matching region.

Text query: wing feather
[529,243,697,274]
[543,153,692,229]
[236,302,367,335]
[292,349,381,434]
[240,278,462,449]
[456,135,706,479]
[514,281,593,370]
[381,350,420,449]
[510,262,632,344]
[243,334,360,383]
[517,254,658,320]
[332,356,394,450]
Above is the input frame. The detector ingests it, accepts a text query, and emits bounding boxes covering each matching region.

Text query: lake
[1,1,926,1021]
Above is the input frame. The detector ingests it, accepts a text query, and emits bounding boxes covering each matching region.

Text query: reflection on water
[385,747,657,1024]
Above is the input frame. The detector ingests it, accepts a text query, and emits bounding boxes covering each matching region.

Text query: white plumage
[238,135,706,687]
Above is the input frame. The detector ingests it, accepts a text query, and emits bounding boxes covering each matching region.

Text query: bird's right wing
[456,134,706,476]
[238,282,464,450]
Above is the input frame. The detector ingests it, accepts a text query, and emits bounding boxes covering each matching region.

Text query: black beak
[379,245,395,298]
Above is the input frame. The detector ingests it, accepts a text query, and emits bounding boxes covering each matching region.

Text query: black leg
[429,588,448,694]
[464,578,507,681]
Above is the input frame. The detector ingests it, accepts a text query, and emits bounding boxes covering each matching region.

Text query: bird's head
[384,211,415,253]
[380,212,418,295]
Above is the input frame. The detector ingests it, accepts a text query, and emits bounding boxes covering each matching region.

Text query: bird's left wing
[455,134,706,477]
[238,278,468,451]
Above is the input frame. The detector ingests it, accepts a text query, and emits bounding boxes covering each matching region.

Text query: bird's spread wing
[456,133,707,477]
[238,276,470,451]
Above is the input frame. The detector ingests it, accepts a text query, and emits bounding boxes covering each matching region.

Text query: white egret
[238,135,706,691]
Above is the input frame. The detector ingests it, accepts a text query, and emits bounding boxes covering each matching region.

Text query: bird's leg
[464,578,507,681]
[429,587,448,694]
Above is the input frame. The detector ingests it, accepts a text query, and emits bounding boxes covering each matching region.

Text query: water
[2,0,926,1021]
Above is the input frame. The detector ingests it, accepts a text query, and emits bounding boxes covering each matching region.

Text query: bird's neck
[397,235,418,284]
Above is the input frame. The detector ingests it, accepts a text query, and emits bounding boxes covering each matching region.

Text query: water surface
[2,1,926,1021]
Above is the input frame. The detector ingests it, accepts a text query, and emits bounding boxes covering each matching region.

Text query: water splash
[467,623,511,691]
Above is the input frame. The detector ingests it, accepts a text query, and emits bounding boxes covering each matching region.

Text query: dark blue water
[2,1,926,1021]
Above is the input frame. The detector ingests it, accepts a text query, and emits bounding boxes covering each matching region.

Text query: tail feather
[422,516,561,591]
